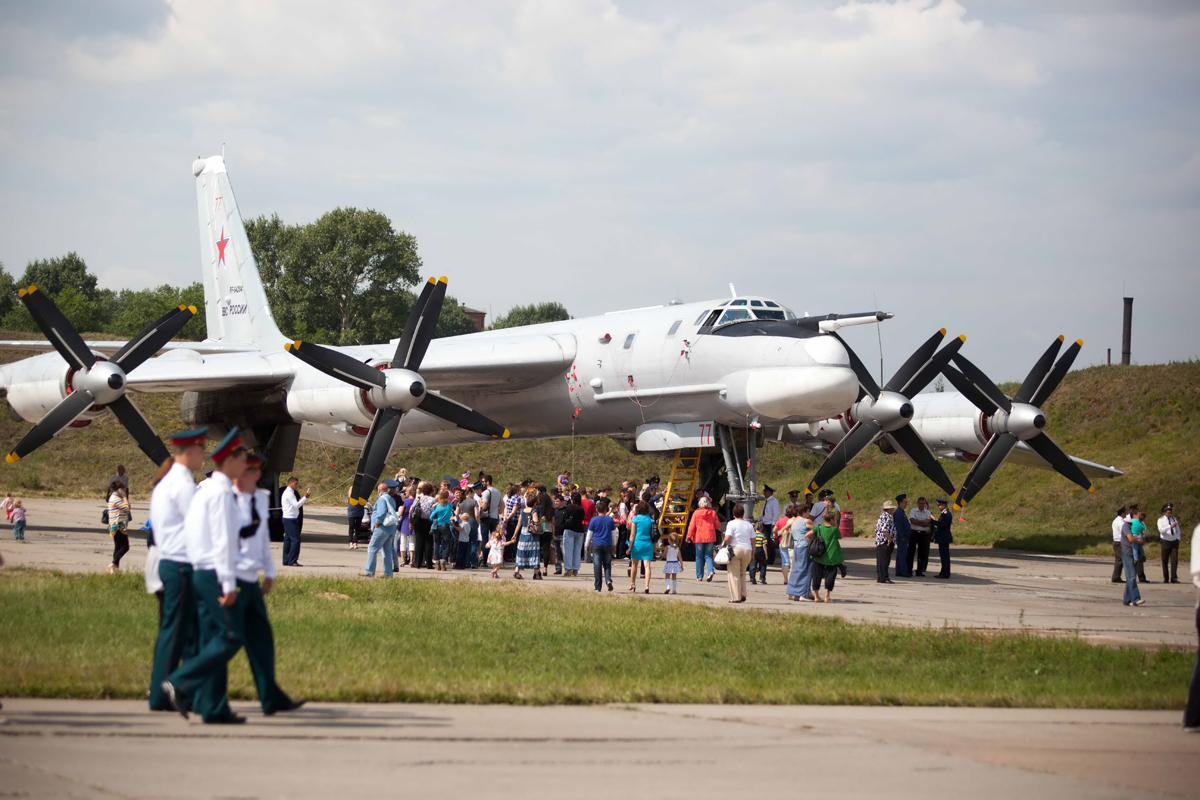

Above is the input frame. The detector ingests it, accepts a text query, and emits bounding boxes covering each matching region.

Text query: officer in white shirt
[162,428,250,724]
[281,476,310,566]
[1157,503,1182,584]
[232,455,304,715]
[1111,506,1128,583]
[909,497,935,577]
[147,428,206,712]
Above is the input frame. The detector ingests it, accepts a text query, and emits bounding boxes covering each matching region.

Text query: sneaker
[1134,599,1145,606]
[161,681,189,719]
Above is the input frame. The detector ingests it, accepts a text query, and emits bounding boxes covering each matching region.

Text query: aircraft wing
[0,339,258,356]
[1008,440,1124,480]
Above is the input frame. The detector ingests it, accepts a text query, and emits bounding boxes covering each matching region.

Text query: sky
[0,0,1197,383]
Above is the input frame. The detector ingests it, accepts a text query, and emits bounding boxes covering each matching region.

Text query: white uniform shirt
[150,462,196,563]
[759,496,780,526]
[184,471,241,594]
[235,487,276,584]
[281,486,307,519]
[1111,514,1127,543]
[1158,515,1181,543]
[909,508,934,532]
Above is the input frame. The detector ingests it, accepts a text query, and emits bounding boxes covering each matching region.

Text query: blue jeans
[281,518,301,565]
[779,542,791,569]
[1121,549,1141,604]
[469,519,481,567]
[563,529,585,571]
[592,545,613,590]
[364,528,395,577]
[434,525,454,562]
[693,542,715,578]
[12,519,25,540]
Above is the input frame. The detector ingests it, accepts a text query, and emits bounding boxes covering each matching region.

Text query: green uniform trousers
[147,559,195,711]
[222,579,292,714]
[167,569,243,723]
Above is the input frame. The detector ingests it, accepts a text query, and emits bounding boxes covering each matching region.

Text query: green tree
[490,301,571,330]
[54,286,96,332]
[19,252,98,300]
[108,283,207,341]
[0,262,16,321]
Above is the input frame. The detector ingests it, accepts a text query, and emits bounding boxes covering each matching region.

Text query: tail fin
[193,156,286,348]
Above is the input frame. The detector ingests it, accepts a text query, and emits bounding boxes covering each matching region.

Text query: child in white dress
[662,533,682,594]
[486,528,506,578]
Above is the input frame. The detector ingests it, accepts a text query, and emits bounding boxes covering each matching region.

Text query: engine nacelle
[284,368,375,429]
[3,352,105,426]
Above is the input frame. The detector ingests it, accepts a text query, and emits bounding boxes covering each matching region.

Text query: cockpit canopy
[694,298,796,328]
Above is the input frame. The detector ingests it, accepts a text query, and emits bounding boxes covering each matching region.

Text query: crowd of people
[1111,503,1186,607]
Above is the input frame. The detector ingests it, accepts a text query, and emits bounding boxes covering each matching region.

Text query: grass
[1,334,1196,559]
[0,569,1191,708]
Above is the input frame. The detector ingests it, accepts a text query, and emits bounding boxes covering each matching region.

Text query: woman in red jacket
[686,496,720,582]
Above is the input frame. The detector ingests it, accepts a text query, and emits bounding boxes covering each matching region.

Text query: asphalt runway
[6,498,1196,648]
[1,700,1197,798]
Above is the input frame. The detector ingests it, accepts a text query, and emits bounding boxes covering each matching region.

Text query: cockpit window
[764,301,780,308]
[702,309,721,327]
[755,309,786,320]
[730,299,747,306]
[717,308,752,326]
[750,300,763,307]
[667,320,682,336]
[694,310,711,325]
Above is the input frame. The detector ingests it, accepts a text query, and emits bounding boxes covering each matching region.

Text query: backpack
[808,528,827,560]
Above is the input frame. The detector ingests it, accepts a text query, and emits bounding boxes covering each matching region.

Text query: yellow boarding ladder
[656,448,701,554]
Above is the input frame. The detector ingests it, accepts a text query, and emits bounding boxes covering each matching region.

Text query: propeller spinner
[942,336,1092,511]
[806,328,965,496]
[284,276,509,505]
[5,286,195,466]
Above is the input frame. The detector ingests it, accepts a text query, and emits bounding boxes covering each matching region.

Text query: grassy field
[0,569,1191,708]
[1,331,1195,558]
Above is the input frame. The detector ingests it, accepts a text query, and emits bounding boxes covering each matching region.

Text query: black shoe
[607,582,613,592]
[161,681,189,719]
[207,713,247,725]
[885,579,895,584]
[750,578,758,585]
[1171,579,1181,584]
[761,578,768,584]
[934,575,949,579]
[293,563,304,568]
[1111,579,1123,584]
[266,699,307,716]
[915,572,925,577]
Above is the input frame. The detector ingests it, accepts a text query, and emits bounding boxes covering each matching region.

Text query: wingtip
[6,452,19,464]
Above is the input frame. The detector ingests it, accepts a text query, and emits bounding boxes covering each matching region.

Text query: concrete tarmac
[6,498,1196,648]
[1,699,1198,798]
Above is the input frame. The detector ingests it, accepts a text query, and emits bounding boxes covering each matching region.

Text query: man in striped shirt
[876,500,896,584]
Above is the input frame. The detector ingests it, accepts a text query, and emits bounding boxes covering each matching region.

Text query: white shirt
[1158,515,1181,542]
[758,496,780,526]
[281,486,307,519]
[909,508,934,532]
[1111,514,1128,543]
[184,471,241,594]
[150,462,196,563]
[235,487,276,584]
[1191,524,1200,595]
[725,519,755,550]
[810,500,842,522]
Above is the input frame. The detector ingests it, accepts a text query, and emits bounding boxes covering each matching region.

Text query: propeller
[807,329,965,496]
[6,287,195,465]
[284,276,509,505]
[945,336,1091,510]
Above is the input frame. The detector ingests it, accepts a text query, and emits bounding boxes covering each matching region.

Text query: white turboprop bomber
[0,155,1121,513]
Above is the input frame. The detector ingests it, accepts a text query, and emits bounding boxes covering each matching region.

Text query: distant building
[460,305,486,331]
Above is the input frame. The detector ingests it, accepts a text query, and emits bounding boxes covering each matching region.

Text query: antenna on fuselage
[873,289,884,385]
[728,283,737,298]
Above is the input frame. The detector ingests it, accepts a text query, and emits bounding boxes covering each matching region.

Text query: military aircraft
[0,155,1121,518]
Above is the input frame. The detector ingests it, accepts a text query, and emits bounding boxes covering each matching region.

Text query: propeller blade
[1024,432,1093,492]
[898,334,965,398]
[285,340,387,392]
[1030,339,1082,408]
[950,353,1012,413]
[391,278,437,369]
[350,408,402,504]
[885,424,956,495]
[418,392,509,439]
[828,332,880,399]
[806,420,883,494]
[19,286,95,372]
[1014,336,1063,404]
[5,390,95,463]
[941,364,1000,415]
[882,328,946,394]
[111,305,196,372]
[953,433,1018,510]
[107,395,170,465]
[400,276,447,372]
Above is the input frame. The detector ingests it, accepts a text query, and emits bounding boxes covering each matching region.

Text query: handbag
[713,545,731,566]
[380,496,399,528]
[101,508,109,525]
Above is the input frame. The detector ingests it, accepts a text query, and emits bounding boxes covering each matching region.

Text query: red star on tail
[216,227,229,267]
